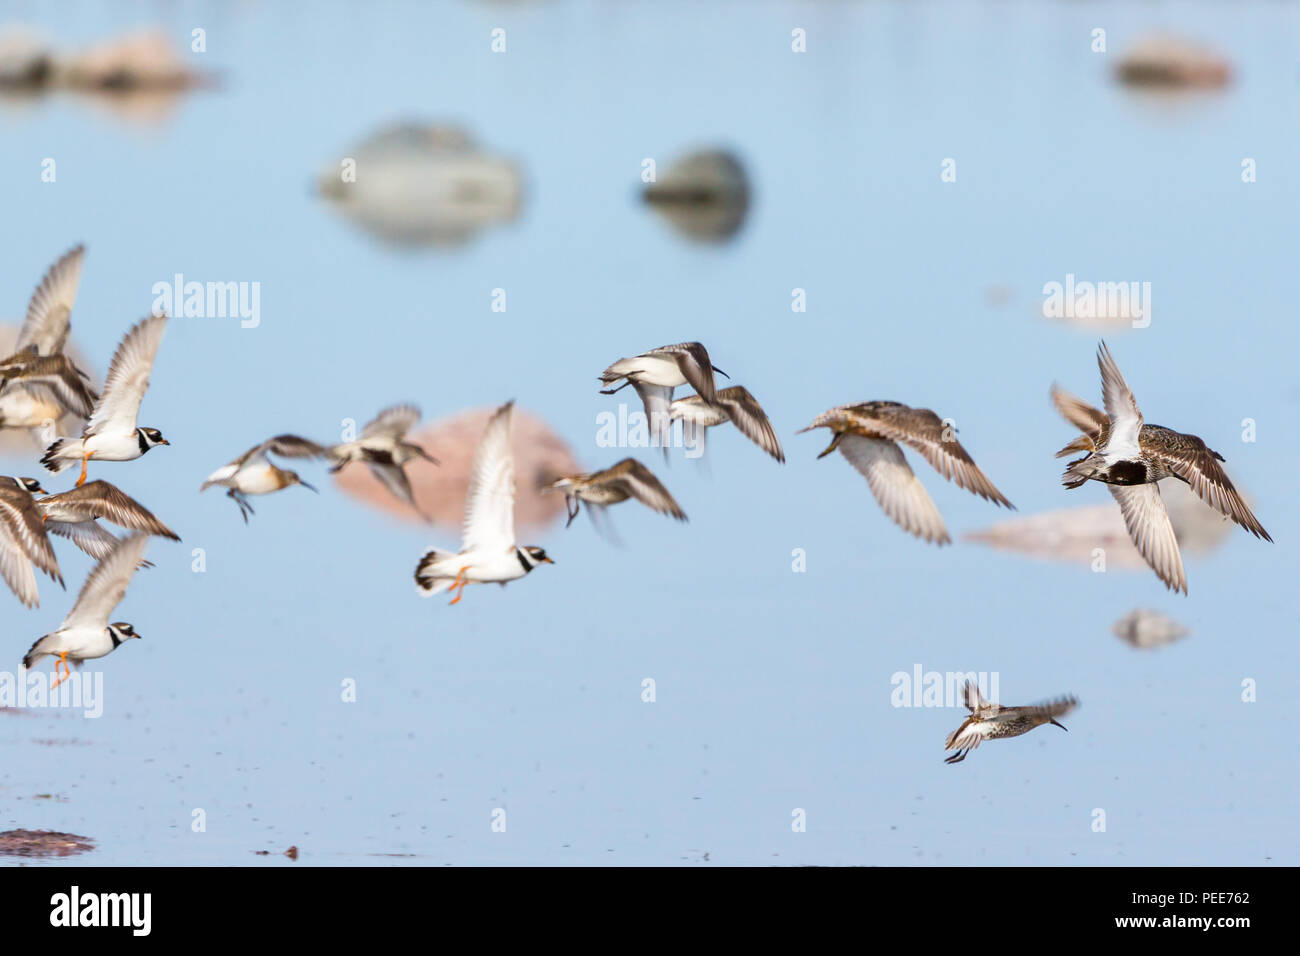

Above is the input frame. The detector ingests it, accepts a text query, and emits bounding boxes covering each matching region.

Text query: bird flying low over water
[0,245,92,430]
[546,457,687,528]
[944,681,1077,764]
[23,533,150,689]
[200,435,323,523]
[669,385,784,463]
[799,401,1015,545]
[327,403,438,520]
[414,401,553,604]
[41,315,169,486]
[1052,341,1271,595]
[37,480,180,563]
[599,342,727,452]
[0,476,63,607]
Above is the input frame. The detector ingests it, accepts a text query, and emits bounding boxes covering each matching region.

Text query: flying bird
[799,401,1014,545]
[669,385,784,463]
[200,435,323,523]
[599,342,727,452]
[546,458,687,528]
[0,244,92,430]
[327,403,438,520]
[41,315,169,486]
[0,476,63,607]
[944,681,1077,764]
[23,533,150,689]
[37,480,180,563]
[1051,341,1271,594]
[414,401,553,604]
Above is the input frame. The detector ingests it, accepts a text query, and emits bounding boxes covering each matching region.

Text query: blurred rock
[1116,35,1232,89]
[643,149,750,242]
[317,123,523,247]
[964,481,1236,568]
[333,404,580,531]
[1112,608,1189,650]
[0,828,94,858]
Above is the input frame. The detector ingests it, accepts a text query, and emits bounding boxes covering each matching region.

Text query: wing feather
[60,533,149,630]
[836,434,950,545]
[84,315,166,437]
[461,402,517,553]
[1109,483,1187,594]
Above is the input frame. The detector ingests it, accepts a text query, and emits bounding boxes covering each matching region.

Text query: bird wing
[651,342,718,404]
[45,519,122,562]
[837,434,950,545]
[718,386,784,463]
[0,527,40,608]
[2,354,97,418]
[17,245,85,356]
[863,404,1014,508]
[0,487,61,585]
[1097,340,1142,452]
[1109,483,1187,594]
[633,382,674,448]
[264,434,332,460]
[603,458,687,520]
[1020,695,1079,720]
[461,401,517,553]
[367,462,427,520]
[944,717,987,753]
[962,679,989,713]
[360,404,420,441]
[1050,384,1108,435]
[1148,433,1272,541]
[668,393,729,427]
[61,533,149,631]
[84,315,166,438]
[40,480,180,540]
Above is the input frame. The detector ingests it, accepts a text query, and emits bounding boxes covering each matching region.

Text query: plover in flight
[669,385,784,463]
[1052,341,1271,594]
[800,401,1014,545]
[23,533,149,689]
[944,681,1077,764]
[327,403,439,520]
[414,401,553,604]
[37,480,180,563]
[546,458,687,528]
[41,315,169,486]
[200,435,323,523]
[0,245,92,430]
[599,342,728,452]
[0,476,63,607]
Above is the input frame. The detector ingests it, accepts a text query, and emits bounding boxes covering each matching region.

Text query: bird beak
[711,365,730,379]
[543,557,555,564]
[815,434,842,459]
[134,632,143,640]
[1050,720,1067,731]
[418,447,440,465]
[300,480,319,494]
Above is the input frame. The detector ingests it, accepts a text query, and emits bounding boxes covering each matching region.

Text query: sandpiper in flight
[23,533,150,689]
[944,680,1078,764]
[1052,341,1271,594]
[799,401,1015,545]
[0,245,93,431]
[37,480,180,562]
[200,435,323,522]
[546,458,687,528]
[327,403,439,520]
[41,314,170,486]
[599,342,727,453]
[414,401,553,604]
[669,385,785,463]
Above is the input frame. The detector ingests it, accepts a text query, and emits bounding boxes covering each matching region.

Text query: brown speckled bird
[944,681,1077,764]
[799,401,1014,545]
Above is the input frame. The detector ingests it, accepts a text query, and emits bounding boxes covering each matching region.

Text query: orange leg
[50,652,70,690]
[75,451,93,488]
[447,566,470,605]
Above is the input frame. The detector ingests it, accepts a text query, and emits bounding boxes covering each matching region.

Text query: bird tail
[414,548,457,596]
[1054,435,1096,459]
[22,635,52,670]
[40,438,75,473]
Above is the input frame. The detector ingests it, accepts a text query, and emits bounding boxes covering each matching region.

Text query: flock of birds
[0,246,1274,763]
